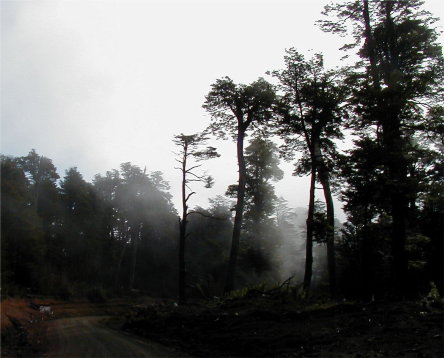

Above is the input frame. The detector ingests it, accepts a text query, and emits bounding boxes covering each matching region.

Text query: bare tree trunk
[224,130,246,294]
[314,142,336,296]
[303,164,316,291]
[178,155,188,304]
[178,217,186,304]
[320,174,336,297]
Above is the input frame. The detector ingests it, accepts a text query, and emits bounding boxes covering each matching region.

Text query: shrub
[87,287,107,303]
[58,285,73,301]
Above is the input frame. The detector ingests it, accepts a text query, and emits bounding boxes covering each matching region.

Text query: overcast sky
[2,0,443,218]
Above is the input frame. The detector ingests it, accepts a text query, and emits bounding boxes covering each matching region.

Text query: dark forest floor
[2,295,443,357]
[122,295,444,358]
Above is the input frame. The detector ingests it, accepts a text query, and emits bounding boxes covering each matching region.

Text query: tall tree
[243,138,284,229]
[18,150,60,286]
[319,0,444,294]
[93,164,176,294]
[225,138,284,283]
[1,156,45,293]
[204,77,276,293]
[18,149,59,209]
[173,132,219,304]
[59,167,110,285]
[273,50,348,294]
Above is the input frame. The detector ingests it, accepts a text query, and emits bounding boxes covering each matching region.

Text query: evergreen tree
[1,156,45,293]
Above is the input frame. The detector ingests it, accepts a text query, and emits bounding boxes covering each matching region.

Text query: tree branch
[185,164,202,173]
[188,211,228,220]
[185,192,195,203]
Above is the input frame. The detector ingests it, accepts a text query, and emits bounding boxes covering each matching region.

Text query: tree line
[2,0,443,300]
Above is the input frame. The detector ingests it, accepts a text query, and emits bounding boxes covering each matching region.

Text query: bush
[58,285,73,301]
[87,287,107,303]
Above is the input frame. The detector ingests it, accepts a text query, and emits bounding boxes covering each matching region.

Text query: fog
[1,0,347,215]
[2,0,443,297]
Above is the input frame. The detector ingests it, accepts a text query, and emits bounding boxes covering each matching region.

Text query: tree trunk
[314,142,336,296]
[383,120,409,295]
[360,204,373,298]
[178,217,186,304]
[303,164,316,291]
[363,0,409,296]
[224,130,246,294]
[115,242,127,290]
[385,3,409,297]
[178,146,188,304]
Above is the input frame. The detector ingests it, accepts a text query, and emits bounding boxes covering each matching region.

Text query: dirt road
[42,316,191,358]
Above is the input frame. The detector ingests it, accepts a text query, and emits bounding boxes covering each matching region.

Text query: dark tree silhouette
[204,77,276,293]
[173,133,219,304]
[319,0,444,294]
[273,50,349,294]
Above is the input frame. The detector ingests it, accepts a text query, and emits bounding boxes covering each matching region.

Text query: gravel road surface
[43,316,191,358]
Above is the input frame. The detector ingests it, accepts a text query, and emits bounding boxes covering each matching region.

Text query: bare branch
[185,164,202,173]
[185,192,195,203]
[187,171,206,180]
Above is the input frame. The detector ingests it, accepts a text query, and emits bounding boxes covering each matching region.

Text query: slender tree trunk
[178,217,186,304]
[115,242,128,290]
[224,130,246,294]
[361,204,373,298]
[384,121,409,295]
[303,164,316,291]
[178,154,188,304]
[321,176,336,296]
[314,142,336,296]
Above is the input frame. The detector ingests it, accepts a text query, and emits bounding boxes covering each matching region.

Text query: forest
[1,1,443,357]
[2,0,443,303]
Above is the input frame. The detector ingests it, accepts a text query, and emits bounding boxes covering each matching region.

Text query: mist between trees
[2,0,443,301]
[1,148,326,300]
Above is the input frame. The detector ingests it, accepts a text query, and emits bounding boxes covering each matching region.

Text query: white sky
[2,0,443,219]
